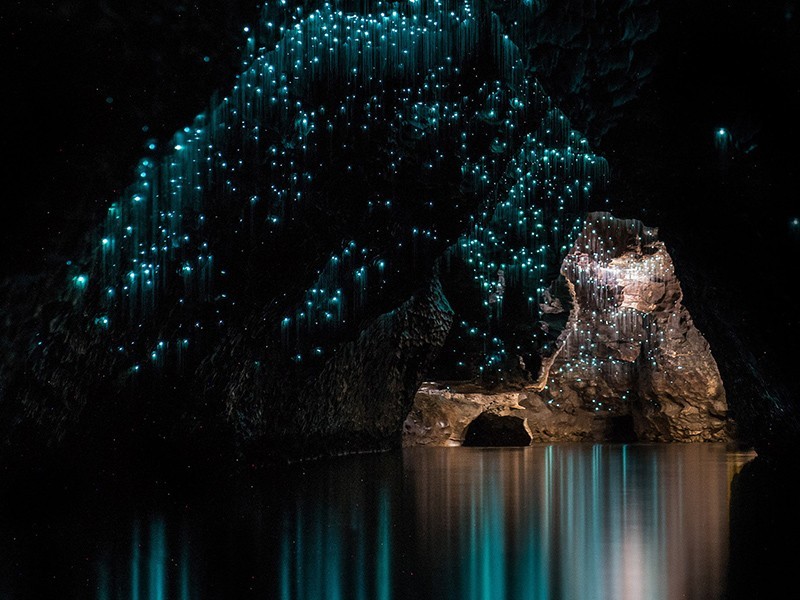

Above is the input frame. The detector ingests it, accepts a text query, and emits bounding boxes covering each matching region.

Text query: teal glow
[402,445,747,599]
[180,533,191,600]
[85,447,747,599]
[131,522,141,600]
[68,0,605,373]
[715,127,731,151]
[73,274,88,289]
[93,517,198,600]
[96,559,110,600]
[376,488,391,600]
[149,519,167,600]
[277,474,395,600]
[280,522,292,600]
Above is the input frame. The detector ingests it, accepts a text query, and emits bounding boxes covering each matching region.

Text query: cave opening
[605,414,638,443]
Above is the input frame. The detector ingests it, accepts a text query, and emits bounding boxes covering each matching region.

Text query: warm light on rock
[405,212,729,445]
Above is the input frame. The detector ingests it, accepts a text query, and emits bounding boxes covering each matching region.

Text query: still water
[1,444,753,600]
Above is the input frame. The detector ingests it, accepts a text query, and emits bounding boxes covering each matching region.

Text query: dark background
[2,0,263,275]
[2,1,797,273]
[2,1,799,430]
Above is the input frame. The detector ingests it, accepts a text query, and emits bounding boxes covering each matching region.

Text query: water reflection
[405,445,752,600]
[91,518,193,600]
[277,480,392,600]
[1,445,753,599]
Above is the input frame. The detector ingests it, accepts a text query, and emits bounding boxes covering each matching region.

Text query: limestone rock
[402,382,629,445]
[404,212,729,445]
[403,383,527,446]
[546,212,728,441]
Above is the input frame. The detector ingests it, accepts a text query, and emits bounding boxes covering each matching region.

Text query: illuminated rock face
[405,212,729,445]
[403,383,527,446]
[543,212,728,441]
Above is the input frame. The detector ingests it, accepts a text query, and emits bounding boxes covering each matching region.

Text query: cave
[2,0,798,597]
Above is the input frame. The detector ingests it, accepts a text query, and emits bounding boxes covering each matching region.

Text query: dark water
[1,444,755,599]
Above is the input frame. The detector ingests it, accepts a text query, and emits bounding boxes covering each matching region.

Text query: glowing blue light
[79,0,602,372]
[73,274,88,290]
[715,127,731,152]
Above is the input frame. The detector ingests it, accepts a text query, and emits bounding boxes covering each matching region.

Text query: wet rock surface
[403,383,527,446]
[405,213,729,445]
[0,274,454,465]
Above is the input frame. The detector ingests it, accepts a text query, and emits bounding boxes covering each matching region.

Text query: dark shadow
[605,414,638,443]
[726,455,800,599]
[462,413,532,447]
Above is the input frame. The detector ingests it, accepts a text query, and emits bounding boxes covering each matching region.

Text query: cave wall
[1,0,611,463]
[5,0,791,462]
[219,275,454,460]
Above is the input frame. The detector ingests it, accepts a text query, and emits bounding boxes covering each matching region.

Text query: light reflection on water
[405,445,752,600]
[1,444,753,599]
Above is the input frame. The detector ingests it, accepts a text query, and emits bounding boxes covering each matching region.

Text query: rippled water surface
[1,444,754,599]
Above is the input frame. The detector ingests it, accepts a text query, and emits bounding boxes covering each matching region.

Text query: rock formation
[404,383,528,446]
[404,212,729,445]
